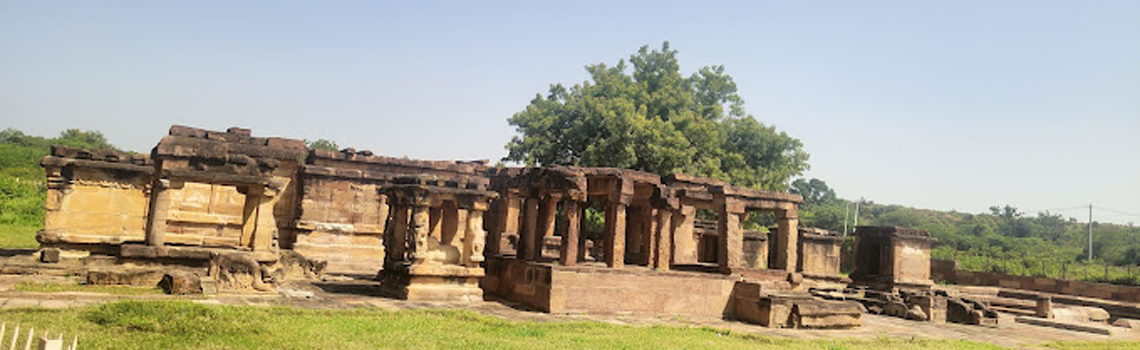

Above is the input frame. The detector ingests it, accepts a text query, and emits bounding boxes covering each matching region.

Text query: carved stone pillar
[774,208,799,272]
[409,204,431,264]
[463,208,486,267]
[603,201,627,268]
[560,201,581,266]
[145,179,182,247]
[385,206,410,264]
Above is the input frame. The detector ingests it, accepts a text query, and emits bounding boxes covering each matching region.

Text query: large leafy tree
[504,43,808,190]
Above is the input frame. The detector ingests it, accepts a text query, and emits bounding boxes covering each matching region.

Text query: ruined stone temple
[35,125,998,329]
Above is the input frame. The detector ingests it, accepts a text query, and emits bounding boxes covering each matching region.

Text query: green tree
[504,42,809,190]
[306,139,340,152]
[54,129,116,150]
[790,178,837,207]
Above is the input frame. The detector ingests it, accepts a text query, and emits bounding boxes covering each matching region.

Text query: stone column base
[378,263,485,302]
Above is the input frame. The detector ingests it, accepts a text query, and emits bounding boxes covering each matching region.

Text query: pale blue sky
[2,1,1138,223]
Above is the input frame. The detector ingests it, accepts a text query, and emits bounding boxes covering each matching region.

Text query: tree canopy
[504,43,809,191]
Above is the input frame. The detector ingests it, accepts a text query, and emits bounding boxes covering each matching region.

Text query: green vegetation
[0,300,1012,349]
[0,223,40,249]
[792,178,1140,285]
[0,128,119,246]
[504,42,809,191]
[13,282,163,295]
[305,138,339,152]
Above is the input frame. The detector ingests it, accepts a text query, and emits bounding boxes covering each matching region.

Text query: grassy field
[0,301,1018,350]
[13,282,164,295]
[0,224,39,249]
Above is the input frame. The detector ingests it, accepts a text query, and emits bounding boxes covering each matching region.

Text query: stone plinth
[379,263,485,302]
[851,226,937,291]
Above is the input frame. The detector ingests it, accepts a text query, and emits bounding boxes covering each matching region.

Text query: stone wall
[483,256,736,315]
[932,259,1140,303]
[39,146,154,251]
[293,149,489,275]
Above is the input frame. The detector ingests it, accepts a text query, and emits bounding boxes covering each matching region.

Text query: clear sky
[2,1,1138,223]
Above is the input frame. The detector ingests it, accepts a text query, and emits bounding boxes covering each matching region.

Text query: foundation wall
[483,257,736,316]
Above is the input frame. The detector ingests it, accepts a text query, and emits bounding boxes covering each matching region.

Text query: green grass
[13,282,163,296]
[1044,341,1140,350]
[0,223,40,249]
[0,300,1012,350]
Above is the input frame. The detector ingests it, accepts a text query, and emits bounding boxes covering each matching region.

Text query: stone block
[160,272,202,295]
[87,268,165,286]
[40,248,61,263]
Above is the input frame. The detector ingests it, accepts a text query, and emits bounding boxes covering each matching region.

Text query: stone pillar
[717,201,744,274]
[603,201,627,268]
[653,209,672,271]
[1036,295,1053,319]
[773,208,799,272]
[410,204,431,264]
[145,179,182,247]
[487,192,519,256]
[577,203,589,262]
[251,186,280,252]
[535,195,558,261]
[640,206,657,266]
[560,201,581,266]
[464,209,486,267]
[386,206,410,264]
[518,198,539,261]
[671,205,697,265]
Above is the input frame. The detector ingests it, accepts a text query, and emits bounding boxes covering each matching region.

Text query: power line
[1093,206,1140,219]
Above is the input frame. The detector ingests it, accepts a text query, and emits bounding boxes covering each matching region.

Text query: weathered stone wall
[483,256,736,315]
[162,182,248,248]
[933,259,1140,303]
[39,146,154,250]
[293,149,489,275]
[797,229,842,278]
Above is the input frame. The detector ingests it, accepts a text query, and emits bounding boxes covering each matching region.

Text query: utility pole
[854,198,861,228]
[1088,203,1094,261]
[844,202,850,237]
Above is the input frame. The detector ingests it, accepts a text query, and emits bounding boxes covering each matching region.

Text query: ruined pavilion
[36,125,983,329]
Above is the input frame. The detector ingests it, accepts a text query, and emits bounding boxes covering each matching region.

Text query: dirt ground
[0,274,1134,350]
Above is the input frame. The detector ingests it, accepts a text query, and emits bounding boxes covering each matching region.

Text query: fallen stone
[200,276,218,296]
[40,248,60,263]
[1112,318,1140,329]
[87,268,165,286]
[159,272,201,295]
[1015,316,1119,335]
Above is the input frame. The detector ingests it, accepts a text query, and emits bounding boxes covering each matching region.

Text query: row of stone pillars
[491,191,800,274]
[382,194,488,268]
[503,193,675,271]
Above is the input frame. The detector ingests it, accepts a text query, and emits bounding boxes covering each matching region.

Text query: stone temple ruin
[32,125,1018,329]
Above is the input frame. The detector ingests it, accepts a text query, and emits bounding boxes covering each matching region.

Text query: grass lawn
[0,301,1016,350]
[0,223,40,249]
[13,282,164,296]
